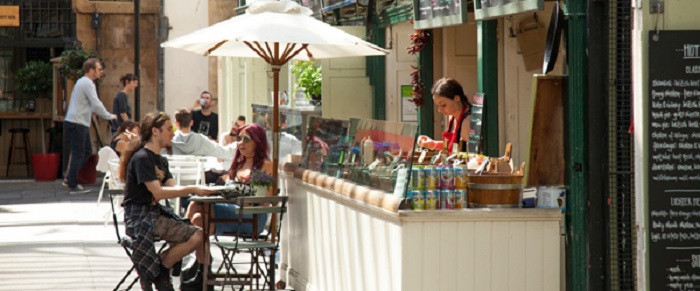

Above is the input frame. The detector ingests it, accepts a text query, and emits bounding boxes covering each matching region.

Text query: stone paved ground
[0,180,268,291]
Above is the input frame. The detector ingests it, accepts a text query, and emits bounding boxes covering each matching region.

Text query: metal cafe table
[188,195,270,290]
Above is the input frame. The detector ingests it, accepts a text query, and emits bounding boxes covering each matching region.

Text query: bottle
[363,136,375,166]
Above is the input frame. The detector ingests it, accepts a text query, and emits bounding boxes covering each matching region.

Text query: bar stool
[6,128,31,177]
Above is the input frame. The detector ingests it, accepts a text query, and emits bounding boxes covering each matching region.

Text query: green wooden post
[565,0,588,290]
[477,20,498,156]
[367,17,386,120]
[418,30,434,137]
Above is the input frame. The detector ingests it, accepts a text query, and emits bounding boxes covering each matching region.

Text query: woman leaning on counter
[417,77,473,153]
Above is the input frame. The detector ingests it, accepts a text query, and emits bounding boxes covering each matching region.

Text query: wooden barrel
[467,173,523,208]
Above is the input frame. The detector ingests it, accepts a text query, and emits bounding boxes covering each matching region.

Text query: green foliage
[58,49,104,81]
[291,61,321,99]
[14,61,53,97]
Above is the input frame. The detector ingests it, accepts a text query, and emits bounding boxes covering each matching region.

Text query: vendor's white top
[160,0,388,60]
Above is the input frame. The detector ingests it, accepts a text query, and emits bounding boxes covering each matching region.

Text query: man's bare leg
[161,230,202,268]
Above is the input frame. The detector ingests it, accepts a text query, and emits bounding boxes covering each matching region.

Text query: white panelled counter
[279,164,562,291]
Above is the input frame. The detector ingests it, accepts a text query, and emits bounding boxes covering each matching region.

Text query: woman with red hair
[186,123,272,234]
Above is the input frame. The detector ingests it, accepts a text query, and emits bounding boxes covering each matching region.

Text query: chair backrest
[97,146,119,173]
[107,159,125,190]
[235,196,289,246]
[168,159,204,186]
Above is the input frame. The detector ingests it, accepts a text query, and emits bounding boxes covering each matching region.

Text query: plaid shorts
[153,214,201,243]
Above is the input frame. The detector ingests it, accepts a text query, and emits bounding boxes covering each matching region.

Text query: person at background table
[416,77,473,153]
[119,111,216,290]
[63,58,116,194]
[172,108,237,158]
[112,73,138,135]
[220,115,246,146]
[189,91,218,140]
[111,120,140,157]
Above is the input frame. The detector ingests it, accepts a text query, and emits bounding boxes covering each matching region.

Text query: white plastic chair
[166,155,206,214]
[96,146,119,205]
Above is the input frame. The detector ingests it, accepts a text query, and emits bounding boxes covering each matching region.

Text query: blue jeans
[213,203,268,236]
[65,121,91,188]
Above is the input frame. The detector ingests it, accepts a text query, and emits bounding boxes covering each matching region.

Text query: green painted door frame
[367,16,387,120]
[565,0,588,290]
[418,30,434,137]
[477,20,499,156]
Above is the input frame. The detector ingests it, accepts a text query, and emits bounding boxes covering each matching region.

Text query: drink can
[454,165,468,189]
[425,189,439,210]
[424,165,440,190]
[455,189,467,208]
[410,166,425,190]
[440,165,454,190]
[440,189,455,209]
[409,190,425,210]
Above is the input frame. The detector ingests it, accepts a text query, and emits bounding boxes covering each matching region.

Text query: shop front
[0,0,75,178]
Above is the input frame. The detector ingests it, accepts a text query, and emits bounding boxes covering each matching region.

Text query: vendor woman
[417,78,472,153]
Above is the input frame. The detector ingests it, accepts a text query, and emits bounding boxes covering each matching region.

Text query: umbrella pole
[271,64,280,243]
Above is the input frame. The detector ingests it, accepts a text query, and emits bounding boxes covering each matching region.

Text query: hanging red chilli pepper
[406,25,430,108]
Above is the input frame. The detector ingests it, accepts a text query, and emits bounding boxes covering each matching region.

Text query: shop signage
[412,0,468,30]
[468,93,484,153]
[473,0,543,21]
[0,6,19,27]
[647,30,700,291]
[401,85,418,121]
[322,0,356,13]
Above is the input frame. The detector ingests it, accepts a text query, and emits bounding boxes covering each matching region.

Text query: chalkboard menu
[412,0,467,29]
[648,30,700,291]
[468,93,484,153]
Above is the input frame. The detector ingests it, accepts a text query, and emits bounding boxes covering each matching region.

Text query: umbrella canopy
[162,0,389,241]
[161,0,388,60]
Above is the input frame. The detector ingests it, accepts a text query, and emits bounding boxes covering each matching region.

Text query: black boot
[152,265,175,291]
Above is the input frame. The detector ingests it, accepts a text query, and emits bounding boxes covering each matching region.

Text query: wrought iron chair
[211,196,288,290]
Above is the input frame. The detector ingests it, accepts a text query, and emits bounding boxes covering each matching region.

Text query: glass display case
[301,117,418,193]
[251,103,321,157]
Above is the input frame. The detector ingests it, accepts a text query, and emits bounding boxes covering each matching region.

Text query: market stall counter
[279,163,561,291]
[277,117,562,291]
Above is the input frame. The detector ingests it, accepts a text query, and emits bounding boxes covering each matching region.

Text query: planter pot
[32,153,60,182]
[254,185,269,197]
[77,154,99,185]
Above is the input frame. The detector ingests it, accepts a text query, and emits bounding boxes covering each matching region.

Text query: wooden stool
[6,128,31,177]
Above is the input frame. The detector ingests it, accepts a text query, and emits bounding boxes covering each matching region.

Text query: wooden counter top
[0,112,52,119]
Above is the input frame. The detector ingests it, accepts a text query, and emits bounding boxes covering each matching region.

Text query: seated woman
[111,120,140,156]
[186,122,272,236]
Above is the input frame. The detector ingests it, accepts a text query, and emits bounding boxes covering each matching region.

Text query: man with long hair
[119,111,216,290]
[63,58,116,194]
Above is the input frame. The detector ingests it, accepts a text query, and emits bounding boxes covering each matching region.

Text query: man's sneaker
[68,185,90,195]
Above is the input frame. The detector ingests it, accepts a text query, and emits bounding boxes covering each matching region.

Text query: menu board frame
[468,92,484,154]
[647,30,700,291]
[412,0,468,30]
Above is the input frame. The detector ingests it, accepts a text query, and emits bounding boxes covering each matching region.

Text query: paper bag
[516,16,546,71]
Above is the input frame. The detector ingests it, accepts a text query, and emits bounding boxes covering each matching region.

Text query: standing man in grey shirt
[64,58,116,194]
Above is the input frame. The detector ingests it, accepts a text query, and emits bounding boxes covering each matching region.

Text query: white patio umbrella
[161,0,388,230]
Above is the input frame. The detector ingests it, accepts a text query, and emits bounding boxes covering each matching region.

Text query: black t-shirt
[112,91,131,126]
[123,147,173,206]
[192,110,219,140]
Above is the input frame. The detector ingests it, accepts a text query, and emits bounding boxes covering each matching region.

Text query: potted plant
[58,49,104,81]
[15,61,53,113]
[250,167,273,197]
[291,61,322,103]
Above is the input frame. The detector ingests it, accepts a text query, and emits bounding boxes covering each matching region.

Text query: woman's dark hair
[431,77,472,109]
[112,120,139,142]
[228,123,270,181]
[118,112,171,182]
[119,73,138,87]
